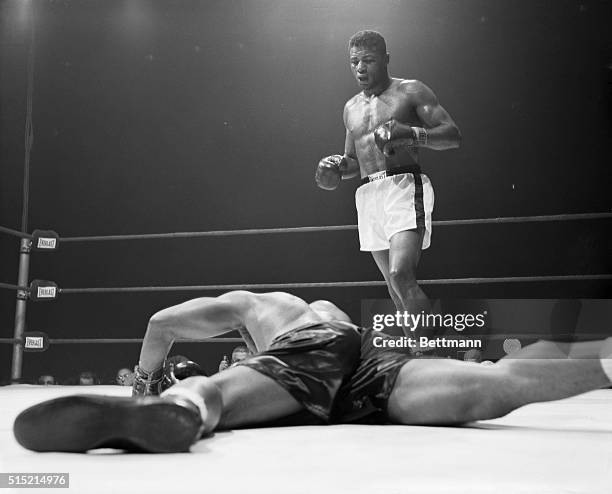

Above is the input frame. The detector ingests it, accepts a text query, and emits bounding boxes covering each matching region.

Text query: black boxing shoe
[13,394,204,453]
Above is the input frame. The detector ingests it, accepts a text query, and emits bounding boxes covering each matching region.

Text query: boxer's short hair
[349,30,387,55]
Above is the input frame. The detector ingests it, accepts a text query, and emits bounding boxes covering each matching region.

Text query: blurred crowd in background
[3,345,251,386]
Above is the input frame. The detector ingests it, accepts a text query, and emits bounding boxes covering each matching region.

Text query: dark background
[1,0,611,382]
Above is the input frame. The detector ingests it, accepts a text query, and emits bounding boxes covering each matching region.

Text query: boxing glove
[315,154,346,190]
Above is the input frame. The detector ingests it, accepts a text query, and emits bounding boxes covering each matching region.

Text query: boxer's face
[349,46,389,90]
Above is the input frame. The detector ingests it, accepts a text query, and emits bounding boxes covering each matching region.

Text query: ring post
[11,238,31,382]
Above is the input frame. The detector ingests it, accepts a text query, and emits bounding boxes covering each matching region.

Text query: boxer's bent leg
[388,229,426,305]
[494,338,612,405]
[388,230,430,341]
[387,351,611,425]
[170,367,302,432]
[211,366,302,429]
[14,369,301,453]
[171,323,361,429]
[371,249,404,313]
[387,359,511,425]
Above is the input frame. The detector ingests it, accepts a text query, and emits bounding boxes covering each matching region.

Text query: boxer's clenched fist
[315,154,346,190]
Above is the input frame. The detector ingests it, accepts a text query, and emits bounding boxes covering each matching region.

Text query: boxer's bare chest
[346,89,420,140]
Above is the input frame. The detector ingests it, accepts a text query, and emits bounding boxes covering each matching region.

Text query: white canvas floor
[1,385,611,494]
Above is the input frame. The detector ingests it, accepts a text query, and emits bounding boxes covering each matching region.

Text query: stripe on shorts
[413,173,425,230]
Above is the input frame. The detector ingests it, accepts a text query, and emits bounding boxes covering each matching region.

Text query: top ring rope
[0,212,610,242]
[0,225,33,240]
[54,212,612,243]
[0,282,23,291]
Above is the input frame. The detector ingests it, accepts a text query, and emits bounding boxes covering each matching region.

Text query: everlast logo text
[37,238,57,249]
[37,286,56,298]
[369,171,387,181]
[25,337,44,349]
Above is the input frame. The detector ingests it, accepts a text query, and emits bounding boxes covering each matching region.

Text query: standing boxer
[316,31,461,349]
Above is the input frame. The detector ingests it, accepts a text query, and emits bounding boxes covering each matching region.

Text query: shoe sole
[13,394,202,453]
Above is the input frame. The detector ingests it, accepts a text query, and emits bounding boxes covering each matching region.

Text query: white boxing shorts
[355,170,434,251]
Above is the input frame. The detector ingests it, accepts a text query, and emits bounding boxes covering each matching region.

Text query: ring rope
[1,274,610,295]
[0,225,33,240]
[56,274,612,294]
[2,333,607,345]
[54,212,612,242]
[1,212,610,243]
[61,225,357,242]
[432,212,612,226]
[0,337,244,344]
[0,282,23,291]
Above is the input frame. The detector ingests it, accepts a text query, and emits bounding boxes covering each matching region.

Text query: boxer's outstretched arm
[138,291,251,372]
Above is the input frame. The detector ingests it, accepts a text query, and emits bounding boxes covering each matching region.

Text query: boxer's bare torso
[344,78,422,176]
[138,290,355,374]
[231,291,350,352]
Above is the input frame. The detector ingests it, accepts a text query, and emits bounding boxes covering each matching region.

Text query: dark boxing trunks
[235,321,361,423]
[332,328,414,424]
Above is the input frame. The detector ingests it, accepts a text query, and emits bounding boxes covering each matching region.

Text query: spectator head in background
[231,346,250,364]
[38,375,56,385]
[463,349,483,363]
[78,371,97,386]
[115,368,134,386]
